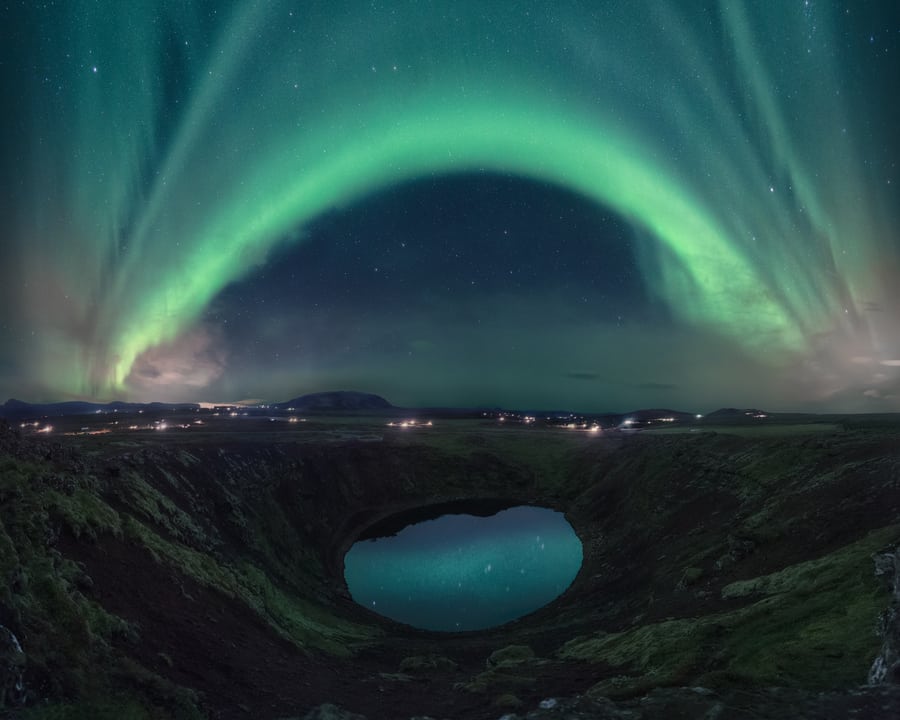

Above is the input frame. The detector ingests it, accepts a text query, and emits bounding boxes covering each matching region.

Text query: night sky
[1,2,898,412]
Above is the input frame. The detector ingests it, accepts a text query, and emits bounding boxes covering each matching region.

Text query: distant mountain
[4,391,768,422]
[272,391,392,412]
[0,391,392,420]
[0,398,200,420]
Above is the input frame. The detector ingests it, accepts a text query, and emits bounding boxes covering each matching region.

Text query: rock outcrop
[0,625,25,709]
[870,544,900,684]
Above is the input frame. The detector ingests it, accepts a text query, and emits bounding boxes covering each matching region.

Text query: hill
[272,390,392,412]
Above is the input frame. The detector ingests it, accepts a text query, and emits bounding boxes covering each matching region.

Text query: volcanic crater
[1,416,900,719]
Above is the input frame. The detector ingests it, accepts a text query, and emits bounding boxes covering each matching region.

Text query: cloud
[127,324,228,397]
[565,372,601,381]
[636,382,677,391]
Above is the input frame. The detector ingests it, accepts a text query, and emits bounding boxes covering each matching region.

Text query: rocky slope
[0,419,899,719]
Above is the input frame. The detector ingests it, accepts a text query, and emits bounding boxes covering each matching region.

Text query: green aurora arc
[4,1,899,405]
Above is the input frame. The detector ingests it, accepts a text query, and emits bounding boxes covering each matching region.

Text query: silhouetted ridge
[272,391,392,412]
[0,399,199,420]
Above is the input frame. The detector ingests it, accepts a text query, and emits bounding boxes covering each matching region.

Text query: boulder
[869,544,900,684]
[0,625,25,709]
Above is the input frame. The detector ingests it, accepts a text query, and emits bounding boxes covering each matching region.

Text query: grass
[559,524,899,697]
[0,451,205,719]
[121,512,379,657]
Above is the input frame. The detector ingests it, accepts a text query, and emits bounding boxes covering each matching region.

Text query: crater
[343,504,583,631]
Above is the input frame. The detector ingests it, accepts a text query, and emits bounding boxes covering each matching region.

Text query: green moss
[560,525,900,697]
[113,472,206,546]
[679,567,703,587]
[493,692,524,708]
[48,488,122,539]
[0,454,201,716]
[0,515,20,580]
[121,516,379,656]
[560,618,703,696]
[461,666,540,694]
[720,531,888,599]
[458,645,546,695]
[486,644,536,668]
[236,562,378,656]
[238,492,327,589]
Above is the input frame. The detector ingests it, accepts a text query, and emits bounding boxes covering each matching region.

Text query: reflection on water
[344,505,583,631]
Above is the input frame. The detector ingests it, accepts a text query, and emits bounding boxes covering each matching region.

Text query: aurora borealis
[1,2,898,411]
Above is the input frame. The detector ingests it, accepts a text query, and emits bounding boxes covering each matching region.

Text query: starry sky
[1,1,898,412]
[344,506,583,631]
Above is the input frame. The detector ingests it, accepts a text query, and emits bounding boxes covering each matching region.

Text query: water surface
[344,505,582,631]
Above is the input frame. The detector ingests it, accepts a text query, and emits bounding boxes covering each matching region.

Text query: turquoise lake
[344,505,583,631]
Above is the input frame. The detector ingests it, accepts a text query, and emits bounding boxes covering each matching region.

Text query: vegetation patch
[121,516,378,656]
[560,524,899,697]
[0,451,204,719]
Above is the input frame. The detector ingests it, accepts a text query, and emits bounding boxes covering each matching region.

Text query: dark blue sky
[208,173,666,402]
